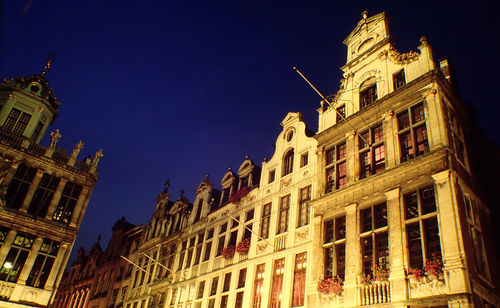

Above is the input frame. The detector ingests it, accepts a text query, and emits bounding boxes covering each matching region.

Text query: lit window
[252,264,265,308]
[297,186,311,227]
[282,149,294,176]
[323,216,346,280]
[398,103,429,163]
[404,187,441,269]
[393,69,406,90]
[359,124,385,179]
[271,258,285,308]
[0,232,35,282]
[52,182,82,224]
[292,252,307,306]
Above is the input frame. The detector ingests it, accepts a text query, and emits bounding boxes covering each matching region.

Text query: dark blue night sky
[1,1,498,264]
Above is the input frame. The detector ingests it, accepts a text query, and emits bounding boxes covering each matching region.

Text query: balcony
[358,280,390,305]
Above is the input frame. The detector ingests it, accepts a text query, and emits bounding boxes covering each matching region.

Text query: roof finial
[362,11,369,19]
[163,179,170,194]
[41,53,56,76]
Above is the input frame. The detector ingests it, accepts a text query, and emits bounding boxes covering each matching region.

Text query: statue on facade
[70,140,84,160]
[91,149,103,169]
[49,129,62,149]
[0,156,11,208]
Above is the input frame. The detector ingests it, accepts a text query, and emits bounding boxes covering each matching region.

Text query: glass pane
[404,192,419,219]
[421,187,436,214]
[373,203,387,229]
[407,223,423,268]
[360,208,372,233]
[335,216,346,240]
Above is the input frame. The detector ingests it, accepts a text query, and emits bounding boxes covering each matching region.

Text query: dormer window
[2,108,32,136]
[282,149,294,177]
[359,78,377,110]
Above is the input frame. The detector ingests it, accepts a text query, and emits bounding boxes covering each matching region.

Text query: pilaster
[44,242,69,291]
[316,147,325,197]
[431,170,469,294]
[0,230,18,265]
[1,161,20,189]
[343,202,359,307]
[19,169,43,212]
[423,88,447,150]
[16,237,43,285]
[345,130,356,186]
[45,178,67,220]
[385,187,407,301]
[382,110,397,168]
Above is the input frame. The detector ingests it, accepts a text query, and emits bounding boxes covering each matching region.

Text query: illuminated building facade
[52,11,500,308]
[0,65,101,307]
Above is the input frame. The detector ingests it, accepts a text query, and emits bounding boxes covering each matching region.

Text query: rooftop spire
[41,53,56,76]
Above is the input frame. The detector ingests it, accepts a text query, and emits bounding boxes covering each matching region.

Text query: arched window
[282,149,294,176]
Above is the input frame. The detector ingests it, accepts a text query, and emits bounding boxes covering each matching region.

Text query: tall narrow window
[223,272,231,292]
[277,195,290,234]
[271,258,285,308]
[360,81,377,110]
[463,195,489,278]
[393,69,406,90]
[252,264,265,308]
[2,108,32,135]
[28,173,60,217]
[300,152,308,168]
[323,216,346,280]
[360,203,389,276]
[235,292,244,308]
[297,185,311,227]
[177,241,187,271]
[26,239,60,288]
[237,268,247,288]
[260,203,271,240]
[0,232,35,282]
[203,229,213,261]
[268,169,276,184]
[184,237,195,269]
[193,232,204,266]
[210,276,219,296]
[398,103,429,162]
[404,187,441,269]
[52,182,82,224]
[5,164,37,210]
[197,281,205,299]
[194,199,203,222]
[282,149,294,176]
[31,120,45,141]
[359,124,385,179]
[336,105,346,123]
[216,223,227,257]
[325,142,347,193]
[292,252,307,307]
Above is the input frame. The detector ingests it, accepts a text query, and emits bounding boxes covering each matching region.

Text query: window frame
[358,124,385,179]
[397,103,429,163]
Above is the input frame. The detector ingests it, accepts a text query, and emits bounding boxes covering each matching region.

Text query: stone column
[343,203,359,307]
[16,237,43,285]
[345,131,356,186]
[0,230,18,265]
[0,161,20,188]
[385,188,407,301]
[382,110,397,168]
[70,186,90,227]
[45,178,67,220]
[315,147,324,197]
[44,242,69,291]
[19,170,43,212]
[431,170,469,294]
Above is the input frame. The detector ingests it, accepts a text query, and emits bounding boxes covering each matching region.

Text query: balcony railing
[359,280,390,305]
[274,234,287,252]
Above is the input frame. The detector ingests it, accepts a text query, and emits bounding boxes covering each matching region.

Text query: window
[194,199,203,222]
[237,268,247,288]
[0,227,9,250]
[300,152,308,167]
[235,292,244,308]
[193,232,204,266]
[359,124,385,179]
[2,108,32,135]
[203,229,213,261]
[220,295,228,308]
[31,120,45,141]
[360,203,389,276]
[336,105,346,123]
[325,142,347,193]
[28,173,60,217]
[398,103,429,162]
[449,112,466,164]
[260,203,271,240]
[393,69,406,90]
[197,281,205,299]
[404,187,441,269]
[0,232,35,282]
[252,264,265,308]
[216,223,227,257]
[177,241,187,271]
[282,149,294,176]
[52,182,82,224]
[221,187,231,205]
[360,82,377,110]
[121,286,128,302]
[323,216,346,280]
[463,195,489,278]
[5,164,37,210]
[223,272,231,292]
[277,195,290,234]
[26,239,60,288]
[268,169,275,184]
[292,252,307,307]
[184,237,196,269]
[271,259,285,308]
[297,186,311,227]
[210,276,219,296]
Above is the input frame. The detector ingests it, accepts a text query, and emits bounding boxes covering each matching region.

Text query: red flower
[318,276,343,295]
[425,254,443,276]
[236,238,250,255]
[221,246,235,259]
[410,267,424,281]
[229,186,250,204]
